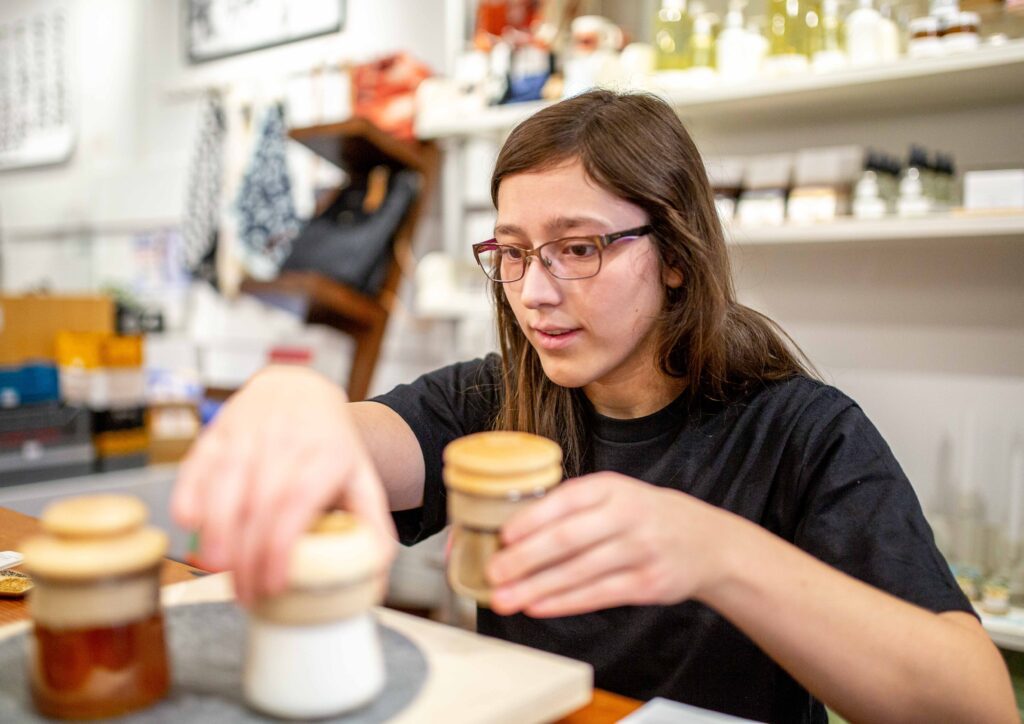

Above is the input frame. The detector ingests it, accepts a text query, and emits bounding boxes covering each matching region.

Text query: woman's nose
[518,256,561,308]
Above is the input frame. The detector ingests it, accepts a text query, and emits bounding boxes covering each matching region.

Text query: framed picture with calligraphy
[0,0,75,171]
[186,0,345,64]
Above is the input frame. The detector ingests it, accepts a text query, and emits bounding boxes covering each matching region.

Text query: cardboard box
[0,295,114,365]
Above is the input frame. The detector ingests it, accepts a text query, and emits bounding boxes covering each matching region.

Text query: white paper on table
[619,697,763,723]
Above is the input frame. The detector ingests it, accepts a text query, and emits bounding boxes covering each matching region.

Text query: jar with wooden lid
[244,511,390,720]
[20,495,170,720]
[443,431,563,606]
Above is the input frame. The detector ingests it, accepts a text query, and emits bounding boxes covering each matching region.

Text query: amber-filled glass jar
[444,431,563,606]
[21,495,170,720]
[245,512,390,719]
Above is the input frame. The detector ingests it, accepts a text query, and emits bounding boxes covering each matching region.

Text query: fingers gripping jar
[21,495,171,720]
[444,431,563,606]
[244,512,389,719]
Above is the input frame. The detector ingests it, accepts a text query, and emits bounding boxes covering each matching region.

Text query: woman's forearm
[697,514,1017,723]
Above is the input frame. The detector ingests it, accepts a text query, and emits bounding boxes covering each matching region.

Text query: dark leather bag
[281,169,420,295]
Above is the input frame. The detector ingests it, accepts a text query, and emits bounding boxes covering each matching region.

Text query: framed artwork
[0,0,75,171]
[186,0,345,63]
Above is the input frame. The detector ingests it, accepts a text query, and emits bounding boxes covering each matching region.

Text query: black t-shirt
[373,354,972,724]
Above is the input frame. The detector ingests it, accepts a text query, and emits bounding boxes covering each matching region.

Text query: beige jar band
[253,573,384,627]
[30,568,160,630]
[448,488,547,531]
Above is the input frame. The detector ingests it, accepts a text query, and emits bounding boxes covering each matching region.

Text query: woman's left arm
[486,473,1018,724]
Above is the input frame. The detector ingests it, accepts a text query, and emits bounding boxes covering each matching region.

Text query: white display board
[0,0,75,172]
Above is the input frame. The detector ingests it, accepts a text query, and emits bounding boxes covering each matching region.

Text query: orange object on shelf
[351,53,431,140]
[56,332,143,369]
[95,429,150,457]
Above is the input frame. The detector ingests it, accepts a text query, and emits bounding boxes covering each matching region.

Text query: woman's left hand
[486,472,737,617]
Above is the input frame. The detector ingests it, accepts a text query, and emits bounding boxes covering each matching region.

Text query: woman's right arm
[170,364,426,604]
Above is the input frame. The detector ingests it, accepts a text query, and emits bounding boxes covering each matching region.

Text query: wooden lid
[443,432,563,496]
[22,495,167,581]
[41,494,147,538]
[287,511,387,589]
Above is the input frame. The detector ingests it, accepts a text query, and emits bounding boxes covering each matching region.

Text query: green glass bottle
[687,13,716,70]
[768,0,808,58]
[655,0,693,70]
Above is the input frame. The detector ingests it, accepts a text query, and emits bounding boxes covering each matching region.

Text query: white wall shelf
[416,40,1024,140]
[725,213,1024,247]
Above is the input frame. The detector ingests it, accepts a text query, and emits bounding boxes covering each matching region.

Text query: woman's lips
[532,328,581,351]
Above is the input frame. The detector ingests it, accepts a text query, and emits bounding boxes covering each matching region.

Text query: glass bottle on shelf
[687,12,717,71]
[764,0,811,75]
[846,0,884,66]
[812,0,847,72]
[655,0,693,70]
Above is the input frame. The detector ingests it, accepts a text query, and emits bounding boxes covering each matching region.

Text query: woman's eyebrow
[494,216,608,238]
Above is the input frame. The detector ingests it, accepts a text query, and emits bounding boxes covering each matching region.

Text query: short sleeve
[371,354,501,545]
[792,394,974,617]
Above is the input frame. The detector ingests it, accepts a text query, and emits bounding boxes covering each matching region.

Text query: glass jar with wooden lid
[244,511,390,719]
[20,495,170,720]
[443,431,563,606]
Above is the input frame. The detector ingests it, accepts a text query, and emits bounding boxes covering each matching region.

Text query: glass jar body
[28,567,169,720]
[447,488,545,605]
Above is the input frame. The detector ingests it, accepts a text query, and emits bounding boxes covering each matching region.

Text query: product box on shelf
[0,295,115,365]
[0,364,60,408]
[0,403,95,486]
[963,169,1024,212]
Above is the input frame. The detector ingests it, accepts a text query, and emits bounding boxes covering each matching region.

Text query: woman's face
[495,159,680,398]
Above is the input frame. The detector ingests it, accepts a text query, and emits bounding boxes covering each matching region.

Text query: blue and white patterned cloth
[234,103,300,272]
[182,92,225,276]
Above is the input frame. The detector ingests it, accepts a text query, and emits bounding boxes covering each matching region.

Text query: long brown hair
[489,89,814,475]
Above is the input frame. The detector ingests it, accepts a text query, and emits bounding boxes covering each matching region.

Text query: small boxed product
[962,169,1024,212]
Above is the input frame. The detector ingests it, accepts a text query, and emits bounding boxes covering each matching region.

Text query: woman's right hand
[170,365,396,605]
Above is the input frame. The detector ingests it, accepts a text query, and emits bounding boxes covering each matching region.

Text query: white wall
[0,0,447,287]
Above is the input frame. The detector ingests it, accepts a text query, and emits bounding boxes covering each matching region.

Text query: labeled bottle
[245,512,390,719]
[812,0,847,72]
[655,0,693,70]
[876,2,901,63]
[21,495,171,720]
[845,0,883,66]
[942,11,981,52]
[444,431,563,605]
[908,16,943,58]
[687,12,717,71]
[897,146,932,217]
[717,1,760,82]
[765,0,811,75]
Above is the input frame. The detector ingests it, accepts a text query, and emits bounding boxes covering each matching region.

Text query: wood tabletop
[0,506,642,722]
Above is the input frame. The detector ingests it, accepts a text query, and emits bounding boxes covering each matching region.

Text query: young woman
[172,90,1016,723]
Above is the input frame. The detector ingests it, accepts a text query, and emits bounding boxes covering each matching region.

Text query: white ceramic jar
[244,512,389,719]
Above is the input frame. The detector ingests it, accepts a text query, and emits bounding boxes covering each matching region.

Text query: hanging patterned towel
[234,103,300,274]
[182,93,226,280]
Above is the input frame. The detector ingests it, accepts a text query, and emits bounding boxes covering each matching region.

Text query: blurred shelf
[978,607,1024,652]
[415,40,1024,139]
[290,117,437,176]
[725,213,1024,247]
[663,40,1024,125]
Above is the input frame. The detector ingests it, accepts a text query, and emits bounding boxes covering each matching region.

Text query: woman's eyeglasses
[472,225,652,283]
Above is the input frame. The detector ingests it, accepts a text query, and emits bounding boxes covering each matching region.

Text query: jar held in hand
[244,511,390,719]
[21,495,171,720]
[444,431,563,606]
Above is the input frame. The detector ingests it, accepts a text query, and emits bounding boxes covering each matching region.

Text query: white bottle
[846,0,882,66]
[716,2,758,83]
[877,3,901,63]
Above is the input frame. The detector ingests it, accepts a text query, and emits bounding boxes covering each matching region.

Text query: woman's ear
[663,266,684,289]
